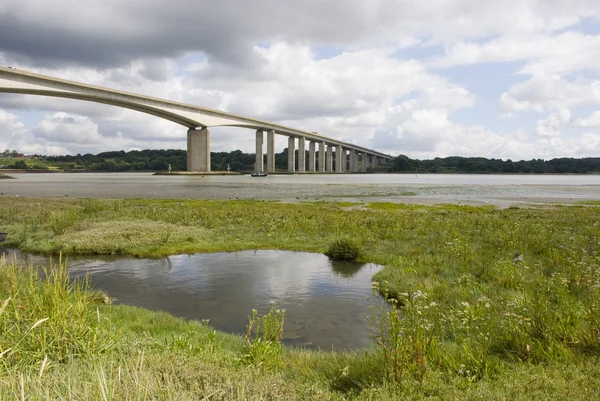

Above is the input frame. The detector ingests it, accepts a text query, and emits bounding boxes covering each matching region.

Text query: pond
[4,249,384,350]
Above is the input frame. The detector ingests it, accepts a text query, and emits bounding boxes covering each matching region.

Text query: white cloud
[574,110,600,127]
[433,32,600,75]
[500,74,600,113]
[535,109,572,137]
[0,109,26,152]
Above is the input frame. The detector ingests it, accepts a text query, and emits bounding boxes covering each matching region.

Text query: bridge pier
[255,130,264,173]
[326,145,333,172]
[288,137,296,172]
[308,141,316,172]
[187,128,211,172]
[362,154,368,172]
[318,142,326,172]
[336,146,344,172]
[297,137,306,172]
[349,149,356,172]
[266,130,275,173]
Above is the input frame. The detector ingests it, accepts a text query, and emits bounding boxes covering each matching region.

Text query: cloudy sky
[1,0,600,160]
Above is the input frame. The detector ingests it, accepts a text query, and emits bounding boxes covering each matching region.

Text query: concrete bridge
[0,67,392,173]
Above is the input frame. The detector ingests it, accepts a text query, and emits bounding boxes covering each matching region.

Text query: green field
[0,157,58,170]
[1,198,599,399]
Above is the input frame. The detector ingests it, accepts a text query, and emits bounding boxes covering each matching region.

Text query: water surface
[2,172,599,206]
[6,249,383,350]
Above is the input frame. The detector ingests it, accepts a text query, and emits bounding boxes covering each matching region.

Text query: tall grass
[242,303,286,367]
[0,255,119,376]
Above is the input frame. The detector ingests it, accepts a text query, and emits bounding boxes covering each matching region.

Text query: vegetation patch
[1,198,600,398]
[0,259,119,373]
[242,304,286,368]
[55,219,212,255]
[0,173,15,179]
[325,237,364,261]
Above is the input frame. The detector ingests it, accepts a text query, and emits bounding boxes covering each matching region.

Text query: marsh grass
[0,256,120,376]
[1,197,600,398]
[325,237,363,261]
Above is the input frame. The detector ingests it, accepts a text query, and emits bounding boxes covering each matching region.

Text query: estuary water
[4,249,383,350]
[1,172,599,206]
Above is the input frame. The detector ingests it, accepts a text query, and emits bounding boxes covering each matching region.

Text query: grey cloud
[4,0,597,70]
[139,59,170,81]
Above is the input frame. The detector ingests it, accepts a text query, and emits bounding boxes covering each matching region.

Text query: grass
[325,237,363,261]
[0,157,56,170]
[1,197,600,399]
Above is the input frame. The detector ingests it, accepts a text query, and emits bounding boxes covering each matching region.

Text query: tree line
[2,149,599,174]
[388,155,600,174]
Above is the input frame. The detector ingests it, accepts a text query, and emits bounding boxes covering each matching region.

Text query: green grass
[325,237,364,261]
[1,197,600,399]
[0,157,56,170]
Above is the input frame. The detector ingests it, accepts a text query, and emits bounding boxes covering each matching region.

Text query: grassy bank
[1,198,600,399]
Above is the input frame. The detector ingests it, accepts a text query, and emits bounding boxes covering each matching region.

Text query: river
[1,172,599,206]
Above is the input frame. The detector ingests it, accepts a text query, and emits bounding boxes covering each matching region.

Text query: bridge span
[0,67,392,173]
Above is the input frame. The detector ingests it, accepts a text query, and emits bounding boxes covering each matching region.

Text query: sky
[1,0,600,160]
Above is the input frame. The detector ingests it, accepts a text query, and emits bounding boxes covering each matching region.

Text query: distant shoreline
[2,169,600,176]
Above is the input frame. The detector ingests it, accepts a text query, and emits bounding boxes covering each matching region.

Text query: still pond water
[6,249,383,350]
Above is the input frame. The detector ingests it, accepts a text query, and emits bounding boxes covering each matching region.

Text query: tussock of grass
[325,238,363,261]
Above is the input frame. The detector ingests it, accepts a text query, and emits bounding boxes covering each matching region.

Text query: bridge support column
[187,127,210,172]
[336,146,344,172]
[308,141,316,172]
[288,137,296,173]
[354,152,360,172]
[297,137,306,172]
[326,144,333,172]
[349,149,356,172]
[318,142,326,172]
[255,130,264,173]
[362,154,368,172]
[266,130,275,173]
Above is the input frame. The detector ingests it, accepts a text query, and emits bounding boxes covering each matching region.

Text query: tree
[13,160,28,170]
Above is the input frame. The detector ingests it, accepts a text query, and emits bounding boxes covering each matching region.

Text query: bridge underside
[0,67,392,173]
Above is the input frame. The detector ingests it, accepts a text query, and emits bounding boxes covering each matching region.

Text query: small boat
[250,172,268,177]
